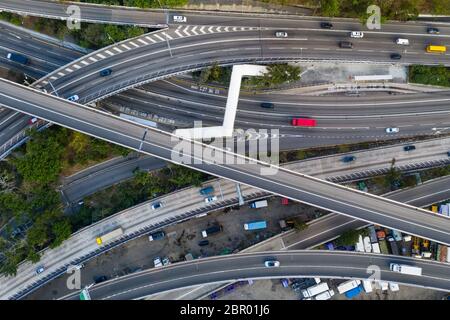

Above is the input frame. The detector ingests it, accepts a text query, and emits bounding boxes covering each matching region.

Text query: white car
[396,38,409,45]
[264,260,280,268]
[67,95,79,102]
[204,196,217,204]
[275,31,288,38]
[350,31,364,38]
[162,257,171,266]
[154,257,163,268]
[173,15,187,23]
[35,265,45,275]
[386,127,399,133]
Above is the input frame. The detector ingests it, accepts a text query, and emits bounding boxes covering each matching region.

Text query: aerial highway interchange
[0,0,449,302]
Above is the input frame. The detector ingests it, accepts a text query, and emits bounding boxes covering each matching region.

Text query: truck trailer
[249,200,268,209]
[301,282,329,298]
[243,220,267,231]
[390,263,422,275]
[7,52,29,64]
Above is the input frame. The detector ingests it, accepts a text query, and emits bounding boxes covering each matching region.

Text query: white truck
[315,289,335,300]
[337,279,361,294]
[301,282,329,298]
[249,200,268,209]
[389,263,422,276]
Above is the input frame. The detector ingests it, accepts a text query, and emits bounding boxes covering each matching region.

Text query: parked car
[342,155,356,163]
[260,102,274,109]
[427,27,440,34]
[350,31,364,38]
[151,202,163,210]
[153,257,163,267]
[148,230,165,241]
[403,145,416,152]
[199,186,214,195]
[275,31,288,38]
[390,53,402,60]
[385,127,399,133]
[28,117,38,125]
[67,95,79,102]
[93,275,108,283]
[99,68,112,77]
[162,257,171,266]
[264,260,280,267]
[35,265,45,275]
[320,22,333,29]
[339,41,353,49]
[447,151,450,157]
[198,239,210,246]
[204,196,217,204]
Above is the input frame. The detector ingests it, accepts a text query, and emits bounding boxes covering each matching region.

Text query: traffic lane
[61,156,167,203]
[1,79,448,245]
[66,251,450,300]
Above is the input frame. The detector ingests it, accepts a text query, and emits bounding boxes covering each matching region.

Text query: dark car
[93,275,108,284]
[339,41,353,49]
[100,68,112,77]
[390,53,402,60]
[321,22,333,29]
[342,155,356,163]
[403,145,416,152]
[148,230,165,241]
[198,239,210,246]
[447,151,450,157]
[427,27,440,34]
[260,102,274,109]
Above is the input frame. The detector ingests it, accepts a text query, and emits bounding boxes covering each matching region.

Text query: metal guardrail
[9,153,450,300]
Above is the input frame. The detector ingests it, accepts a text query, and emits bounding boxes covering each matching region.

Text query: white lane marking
[200,26,206,34]
[89,57,97,62]
[191,26,198,35]
[145,36,156,43]
[162,32,173,40]
[182,26,191,36]
[65,68,73,73]
[154,34,165,41]
[113,47,123,53]
[50,76,57,80]
[81,60,89,65]
[208,26,214,33]
[96,53,106,59]
[121,44,131,50]
[129,41,139,48]
[57,72,65,76]
[175,29,184,37]
[137,39,148,45]
[73,65,81,69]
[105,50,114,56]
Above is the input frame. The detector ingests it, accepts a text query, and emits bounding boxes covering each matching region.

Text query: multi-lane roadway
[0,79,449,246]
[61,251,450,300]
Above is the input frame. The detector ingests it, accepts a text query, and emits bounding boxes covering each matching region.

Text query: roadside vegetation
[79,0,189,8]
[0,12,149,50]
[409,65,450,87]
[193,63,301,89]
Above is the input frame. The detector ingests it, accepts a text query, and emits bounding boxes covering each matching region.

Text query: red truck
[291,118,316,127]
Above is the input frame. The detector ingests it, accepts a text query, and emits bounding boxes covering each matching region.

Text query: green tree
[336,229,361,246]
[293,220,308,231]
[321,0,341,17]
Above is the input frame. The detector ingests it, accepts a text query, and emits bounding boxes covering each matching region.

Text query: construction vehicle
[412,237,420,255]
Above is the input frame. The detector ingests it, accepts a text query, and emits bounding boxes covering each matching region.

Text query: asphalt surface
[61,250,450,300]
[28,17,450,103]
[0,79,449,246]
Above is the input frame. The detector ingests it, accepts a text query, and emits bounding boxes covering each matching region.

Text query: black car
[260,102,274,109]
[320,22,333,29]
[427,27,440,34]
[390,53,402,60]
[447,151,450,157]
[198,240,210,246]
[342,155,356,163]
[403,145,416,152]
[93,275,108,284]
[100,68,112,77]
[339,41,353,49]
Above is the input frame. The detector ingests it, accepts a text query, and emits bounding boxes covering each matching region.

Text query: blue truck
[244,220,267,231]
[7,52,29,65]
[199,186,214,195]
[345,285,362,299]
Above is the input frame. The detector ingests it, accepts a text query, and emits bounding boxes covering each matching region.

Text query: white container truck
[389,263,422,276]
[301,282,329,298]
[249,200,268,209]
[337,279,361,294]
[315,289,335,300]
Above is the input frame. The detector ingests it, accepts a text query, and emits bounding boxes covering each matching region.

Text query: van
[148,230,165,241]
[260,102,274,109]
[396,38,409,45]
[199,186,214,195]
[339,41,353,49]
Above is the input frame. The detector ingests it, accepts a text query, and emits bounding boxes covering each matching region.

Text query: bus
[96,227,123,245]
[426,45,447,53]
[291,118,317,127]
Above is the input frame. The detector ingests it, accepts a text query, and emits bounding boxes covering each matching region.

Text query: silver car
[386,127,399,133]
[275,31,288,38]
